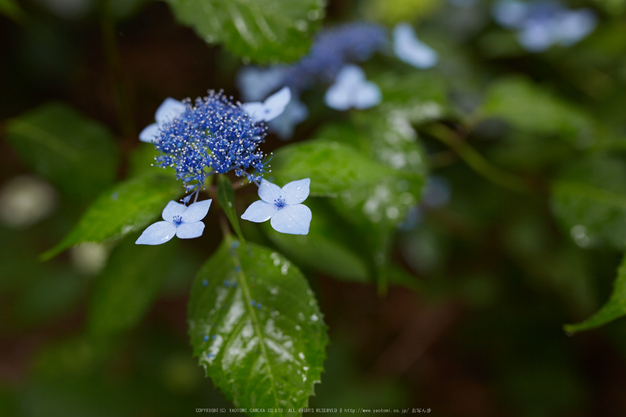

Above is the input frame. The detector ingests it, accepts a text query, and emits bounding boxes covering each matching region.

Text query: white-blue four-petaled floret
[243,87,292,123]
[138,98,186,143]
[136,199,212,245]
[241,179,312,235]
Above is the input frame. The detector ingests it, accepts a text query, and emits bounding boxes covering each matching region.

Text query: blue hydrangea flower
[236,23,388,101]
[241,179,311,235]
[324,65,381,111]
[392,23,439,69]
[492,0,597,52]
[282,23,389,94]
[267,98,309,140]
[243,87,292,123]
[152,91,269,196]
[139,98,187,143]
[136,199,211,245]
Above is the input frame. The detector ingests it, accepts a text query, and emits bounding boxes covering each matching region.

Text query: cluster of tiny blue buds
[281,22,388,93]
[153,91,268,195]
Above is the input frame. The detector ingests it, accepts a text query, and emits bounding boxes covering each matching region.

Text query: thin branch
[425,123,532,193]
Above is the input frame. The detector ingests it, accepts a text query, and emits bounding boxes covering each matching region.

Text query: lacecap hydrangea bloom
[151,90,270,196]
[136,88,311,244]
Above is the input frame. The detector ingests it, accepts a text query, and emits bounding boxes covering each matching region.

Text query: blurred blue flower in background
[136,199,212,245]
[281,22,389,94]
[236,66,287,102]
[237,23,387,102]
[492,0,597,52]
[267,98,309,140]
[324,65,382,111]
[241,178,312,235]
[139,97,186,143]
[393,23,439,69]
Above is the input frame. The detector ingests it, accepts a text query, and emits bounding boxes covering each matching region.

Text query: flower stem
[425,123,532,193]
[99,0,135,139]
[218,214,232,238]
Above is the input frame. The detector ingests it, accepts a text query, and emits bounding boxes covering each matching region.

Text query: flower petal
[353,81,381,109]
[268,98,309,140]
[393,23,438,69]
[555,9,597,46]
[162,200,186,222]
[491,0,528,29]
[258,180,282,203]
[242,102,267,123]
[236,66,286,102]
[241,200,278,223]
[155,98,186,126]
[182,199,212,223]
[176,221,205,239]
[282,178,310,205]
[139,123,159,143]
[324,65,374,111]
[270,204,312,235]
[261,87,291,122]
[324,82,352,111]
[243,87,291,123]
[135,221,177,245]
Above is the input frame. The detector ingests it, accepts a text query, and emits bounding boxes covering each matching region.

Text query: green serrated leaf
[270,141,402,196]
[163,0,325,63]
[87,235,179,337]
[189,239,328,412]
[217,175,245,242]
[5,103,119,201]
[296,118,427,293]
[565,253,626,333]
[551,154,626,250]
[42,172,182,260]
